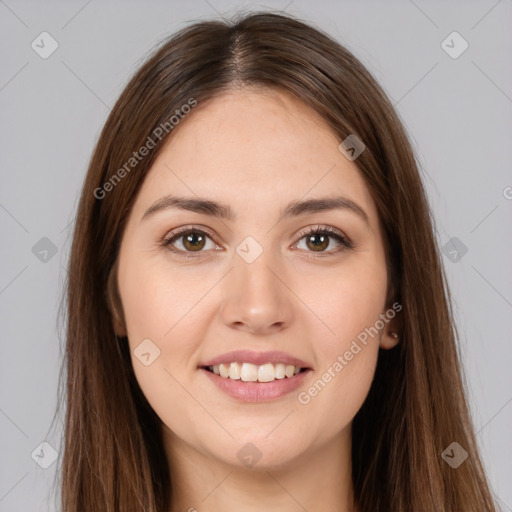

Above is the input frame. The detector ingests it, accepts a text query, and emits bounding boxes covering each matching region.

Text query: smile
[205,362,307,382]
[200,364,312,402]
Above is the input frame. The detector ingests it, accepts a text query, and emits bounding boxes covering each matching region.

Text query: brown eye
[295,226,353,255]
[163,229,216,255]
[181,231,206,251]
[305,232,330,252]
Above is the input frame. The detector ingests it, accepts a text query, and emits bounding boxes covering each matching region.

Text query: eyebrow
[141,195,370,226]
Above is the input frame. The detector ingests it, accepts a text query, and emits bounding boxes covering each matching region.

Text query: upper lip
[199,350,312,369]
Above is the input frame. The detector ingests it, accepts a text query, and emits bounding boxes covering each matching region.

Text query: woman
[60,11,498,511]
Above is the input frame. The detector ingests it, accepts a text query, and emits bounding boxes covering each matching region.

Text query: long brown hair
[59,11,498,511]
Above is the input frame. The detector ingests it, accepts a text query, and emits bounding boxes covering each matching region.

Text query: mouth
[201,362,310,383]
[199,361,312,402]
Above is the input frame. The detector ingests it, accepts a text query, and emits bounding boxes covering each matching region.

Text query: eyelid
[294,225,349,244]
[164,224,217,240]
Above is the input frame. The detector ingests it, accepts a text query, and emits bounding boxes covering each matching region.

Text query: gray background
[1,0,511,510]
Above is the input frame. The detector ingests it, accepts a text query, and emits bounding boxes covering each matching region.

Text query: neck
[163,426,356,512]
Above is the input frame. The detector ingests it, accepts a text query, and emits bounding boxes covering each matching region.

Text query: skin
[115,88,400,512]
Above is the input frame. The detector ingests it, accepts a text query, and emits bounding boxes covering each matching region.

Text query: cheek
[297,324,380,438]
[117,256,188,401]
[119,253,208,342]
[119,253,216,388]
[295,250,388,340]
[292,253,386,426]
[119,263,207,429]
[296,343,378,447]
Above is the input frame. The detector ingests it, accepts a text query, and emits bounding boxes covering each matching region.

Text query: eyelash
[161,225,354,259]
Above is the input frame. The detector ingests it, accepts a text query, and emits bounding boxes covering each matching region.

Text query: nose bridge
[220,236,293,333]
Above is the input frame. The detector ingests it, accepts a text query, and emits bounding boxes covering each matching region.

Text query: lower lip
[200,368,311,402]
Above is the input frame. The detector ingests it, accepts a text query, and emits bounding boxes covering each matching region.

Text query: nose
[219,246,294,335]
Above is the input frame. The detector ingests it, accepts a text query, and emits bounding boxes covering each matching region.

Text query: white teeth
[219,364,229,378]
[275,363,286,379]
[228,362,241,380]
[210,362,304,382]
[257,363,275,383]
[285,365,295,378]
[240,362,258,382]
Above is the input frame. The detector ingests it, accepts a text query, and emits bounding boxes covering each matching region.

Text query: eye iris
[183,232,205,251]
[307,233,329,251]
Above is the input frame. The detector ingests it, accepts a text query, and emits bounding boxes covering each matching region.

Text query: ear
[380,328,400,350]
[380,301,402,350]
[106,258,127,338]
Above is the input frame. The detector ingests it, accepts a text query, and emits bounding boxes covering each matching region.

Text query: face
[115,88,398,470]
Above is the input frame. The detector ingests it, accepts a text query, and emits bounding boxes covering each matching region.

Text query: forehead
[133,88,379,225]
